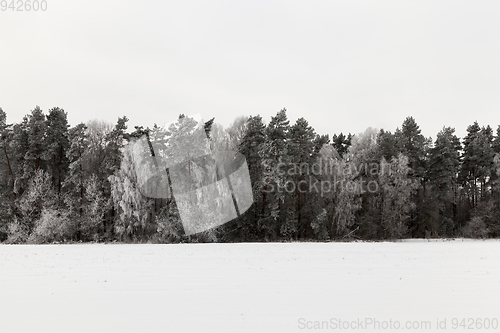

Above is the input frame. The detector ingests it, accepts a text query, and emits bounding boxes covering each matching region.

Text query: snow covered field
[1,240,499,333]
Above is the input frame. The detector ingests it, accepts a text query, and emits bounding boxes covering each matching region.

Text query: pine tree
[11,116,29,195]
[259,108,290,239]
[0,109,13,181]
[493,125,500,154]
[25,106,47,177]
[0,108,14,182]
[488,154,500,236]
[427,127,462,235]
[313,134,330,156]
[237,115,266,240]
[0,108,14,239]
[460,122,494,209]
[44,107,70,192]
[331,132,352,158]
[377,129,398,161]
[287,117,316,239]
[394,117,429,237]
[104,116,129,175]
[395,117,427,178]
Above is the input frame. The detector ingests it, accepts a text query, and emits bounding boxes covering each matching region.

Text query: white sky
[1,0,499,140]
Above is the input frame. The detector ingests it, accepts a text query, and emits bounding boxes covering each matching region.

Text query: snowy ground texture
[1,239,499,333]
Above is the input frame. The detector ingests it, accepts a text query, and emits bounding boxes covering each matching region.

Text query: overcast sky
[1,0,499,140]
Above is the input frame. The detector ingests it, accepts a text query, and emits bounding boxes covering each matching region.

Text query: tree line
[0,106,499,243]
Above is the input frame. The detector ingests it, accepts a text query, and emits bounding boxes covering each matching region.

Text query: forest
[0,106,499,243]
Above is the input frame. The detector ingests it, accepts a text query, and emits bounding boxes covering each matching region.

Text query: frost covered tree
[331,157,361,237]
[82,175,109,240]
[379,154,419,239]
[315,144,340,238]
[65,123,88,217]
[225,116,248,151]
[109,137,154,241]
[488,154,500,236]
[394,117,431,237]
[8,170,58,243]
[348,127,380,238]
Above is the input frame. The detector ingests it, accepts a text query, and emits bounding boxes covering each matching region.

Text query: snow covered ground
[1,240,499,333]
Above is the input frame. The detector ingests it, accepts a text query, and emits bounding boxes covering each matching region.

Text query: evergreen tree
[287,117,316,239]
[0,108,14,183]
[104,116,129,176]
[11,116,30,195]
[237,115,266,240]
[0,108,14,239]
[25,106,47,177]
[45,107,70,192]
[488,154,500,236]
[395,117,427,178]
[493,125,500,154]
[331,132,352,158]
[395,117,429,237]
[377,129,398,161]
[4,102,500,243]
[427,127,462,235]
[259,108,290,239]
[460,122,494,209]
[64,123,88,228]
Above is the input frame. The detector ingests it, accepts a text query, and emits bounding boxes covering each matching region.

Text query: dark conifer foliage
[45,107,70,193]
[0,106,499,243]
[331,132,352,158]
[427,127,462,235]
